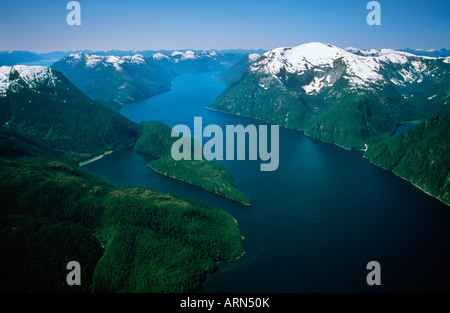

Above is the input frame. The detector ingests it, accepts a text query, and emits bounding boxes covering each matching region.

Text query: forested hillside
[0,130,244,292]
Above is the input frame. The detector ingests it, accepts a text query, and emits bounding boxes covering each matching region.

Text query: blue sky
[0,0,449,52]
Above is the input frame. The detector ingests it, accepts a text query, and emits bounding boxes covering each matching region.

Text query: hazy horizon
[3,45,450,55]
[1,0,449,53]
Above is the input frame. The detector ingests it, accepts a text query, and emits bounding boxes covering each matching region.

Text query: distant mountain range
[208,42,450,205]
[149,50,242,74]
[397,48,450,58]
[51,53,173,106]
[344,47,450,58]
[0,41,448,295]
[1,49,257,74]
[50,50,247,107]
[1,44,448,208]
[0,63,251,204]
[0,51,43,66]
[1,47,447,67]
[0,63,250,292]
[0,65,140,161]
[210,42,450,150]
[39,48,262,60]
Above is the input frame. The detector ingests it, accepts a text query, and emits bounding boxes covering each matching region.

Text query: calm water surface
[83,72,450,292]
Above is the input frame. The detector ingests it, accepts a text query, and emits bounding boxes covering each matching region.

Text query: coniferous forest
[0,130,244,292]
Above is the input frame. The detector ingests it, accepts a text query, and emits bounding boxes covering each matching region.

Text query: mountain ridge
[365,107,450,206]
[51,52,173,105]
[0,64,140,161]
[0,129,244,292]
[209,42,450,150]
[1,64,252,205]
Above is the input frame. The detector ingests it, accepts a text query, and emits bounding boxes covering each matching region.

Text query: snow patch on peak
[152,50,221,63]
[152,52,169,60]
[284,42,342,68]
[254,42,384,85]
[251,42,438,90]
[256,42,346,75]
[376,49,412,64]
[345,47,380,57]
[106,55,123,71]
[11,65,52,80]
[171,51,184,57]
[83,55,104,67]
[120,54,145,64]
[66,53,146,70]
[248,53,261,62]
[69,52,84,60]
[0,66,12,95]
[105,55,120,65]
[180,50,198,60]
[0,65,55,96]
[302,76,327,94]
[345,47,362,53]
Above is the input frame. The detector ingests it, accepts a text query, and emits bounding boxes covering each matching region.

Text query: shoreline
[208,106,447,206]
[147,163,252,206]
[199,238,246,292]
[207,106,367,151]
[363,155,449,207]
[78,150,114,167]
[221,250,246,264]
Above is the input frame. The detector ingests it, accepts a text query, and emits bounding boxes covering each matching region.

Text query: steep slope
[398,48,450,58]
[52,53,173,104]
[365,108,450,206]
[0,65,249,204]
[210,42,450,150]
[0,129,244,292]
[135,121,252,205]
[217,53,261,83]
[0,65,140,161]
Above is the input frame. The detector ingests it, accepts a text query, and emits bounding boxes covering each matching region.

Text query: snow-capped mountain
[66,52,146,69]
[0,65,58,96]
[52,53,173,105]
[0,64,139,159]
[150,50,241,74]
[210,42,450,150]
[152,50,219,63]
[249,42,442,93]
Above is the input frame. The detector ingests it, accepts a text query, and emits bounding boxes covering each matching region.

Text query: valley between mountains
[0,42,449,292]
[210,42,449,205]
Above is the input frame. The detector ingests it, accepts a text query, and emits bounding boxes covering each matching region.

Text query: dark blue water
[83,72,450,293]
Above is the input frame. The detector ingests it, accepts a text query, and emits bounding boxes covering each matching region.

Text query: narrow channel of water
[83,72,450,292]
